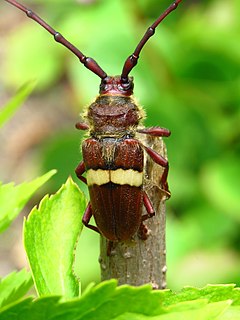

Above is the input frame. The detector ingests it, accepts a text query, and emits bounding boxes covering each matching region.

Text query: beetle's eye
[100,77,109,91]
[121,79,133,92]
[102,77,108,84]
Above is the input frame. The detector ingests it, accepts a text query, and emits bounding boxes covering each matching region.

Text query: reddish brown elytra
[5,0,182,251]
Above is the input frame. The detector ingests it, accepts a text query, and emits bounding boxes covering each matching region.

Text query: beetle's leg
[75,122,89,131]
[138,222,149,240]
[137,126,171,137]
[160,164,169,194]
[142,191,155,221]
[137,192,155,240]
[83,203,113,256]
[75,161,87,184]
[138,126,170,192]
[82,203,100,234]
[143,146,169,193]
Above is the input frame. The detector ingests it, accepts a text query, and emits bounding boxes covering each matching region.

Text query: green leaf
[114,300,231,319]
[0,282,240,320]
[0,170,56,233]
[76,280,167,319]
[0,81,35,128]
[158,300,232,320]
[218,306,240,320]
[0,269,33,308]
[163,284,240,306]
[0,297,34,320]
[0,296,57,320]
[0,280,165,320]
[24,177,86,298]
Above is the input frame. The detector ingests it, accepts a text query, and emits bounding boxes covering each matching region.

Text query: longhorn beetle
[5,0,182,250]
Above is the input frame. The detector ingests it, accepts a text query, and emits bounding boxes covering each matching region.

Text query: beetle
[5,0,182,248]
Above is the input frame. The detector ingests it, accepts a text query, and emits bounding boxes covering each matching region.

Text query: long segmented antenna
[4,0,107,79]
[121,0,183,83]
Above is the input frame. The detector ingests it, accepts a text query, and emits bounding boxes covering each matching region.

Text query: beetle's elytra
[5,0,182,247]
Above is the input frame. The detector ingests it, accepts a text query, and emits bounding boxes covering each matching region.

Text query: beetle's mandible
[5,0,182,249]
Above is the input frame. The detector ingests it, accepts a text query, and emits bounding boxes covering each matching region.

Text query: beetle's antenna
[5,0,107,79]
[121,0,182,83]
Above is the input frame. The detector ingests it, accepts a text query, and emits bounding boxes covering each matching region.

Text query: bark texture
[99,134,169,289]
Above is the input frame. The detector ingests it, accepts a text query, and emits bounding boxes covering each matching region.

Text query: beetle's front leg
[137,126,170,193]
[82,203,100,234]
[75,122,89,131]
[137,126,171,137]
[75,161,87,184]
[143,145,170,194]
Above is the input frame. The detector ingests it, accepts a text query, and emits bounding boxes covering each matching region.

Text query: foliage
[0,82,35,128]
[0,170,56,233]
[0,269,33,309]
[1,277,240,319]
[24,177,86,298]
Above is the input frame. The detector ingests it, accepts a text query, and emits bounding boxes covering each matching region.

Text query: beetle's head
[99,76,134,96]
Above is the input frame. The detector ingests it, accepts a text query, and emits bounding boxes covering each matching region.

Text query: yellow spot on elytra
[86,169,109,186]
[86,169,143,187]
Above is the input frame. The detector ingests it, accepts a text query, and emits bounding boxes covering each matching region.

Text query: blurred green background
[0,0,239,291]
